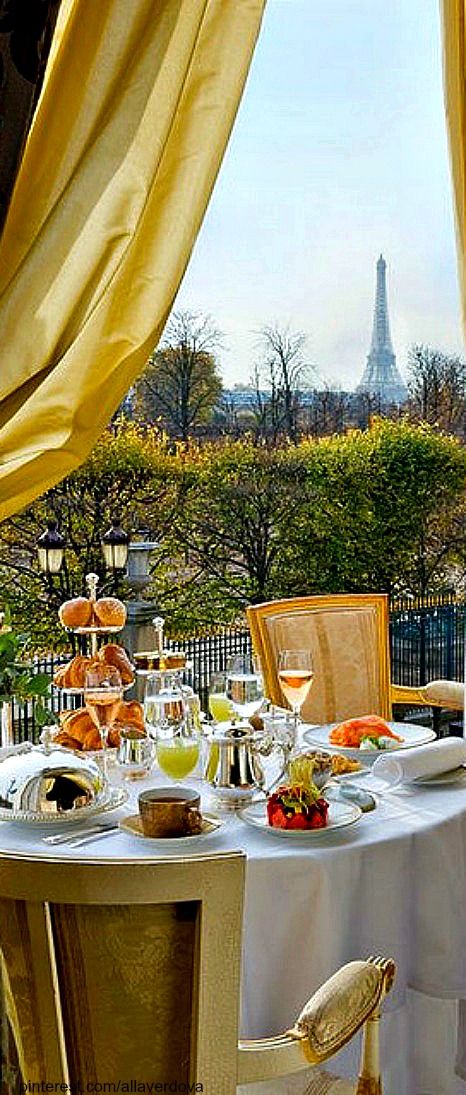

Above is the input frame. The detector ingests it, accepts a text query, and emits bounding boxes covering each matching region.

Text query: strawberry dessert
[266,784,329,831]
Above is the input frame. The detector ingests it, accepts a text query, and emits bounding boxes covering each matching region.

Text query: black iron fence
[12,596,465,742]
[390,599,465,687]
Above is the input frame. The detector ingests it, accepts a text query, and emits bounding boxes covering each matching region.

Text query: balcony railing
[11,596,465,743]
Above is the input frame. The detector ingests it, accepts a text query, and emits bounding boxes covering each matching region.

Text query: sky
[175,0,464,391]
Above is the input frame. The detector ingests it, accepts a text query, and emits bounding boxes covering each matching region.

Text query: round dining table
[1,745,466,1095]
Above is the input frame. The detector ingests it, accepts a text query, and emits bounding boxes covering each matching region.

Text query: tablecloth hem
[409,981,466,1001]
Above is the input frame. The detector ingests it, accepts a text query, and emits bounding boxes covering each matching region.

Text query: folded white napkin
[372,737,466,787]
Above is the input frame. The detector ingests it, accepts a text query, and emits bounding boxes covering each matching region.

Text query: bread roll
[99,643,134,684]
[58,598,93,628]
[94,597,126,628]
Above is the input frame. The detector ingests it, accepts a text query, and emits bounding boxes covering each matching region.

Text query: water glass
[226,654,264,722]
[143,672,185,738]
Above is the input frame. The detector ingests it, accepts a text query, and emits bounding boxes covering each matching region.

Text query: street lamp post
[121,536,159,666]
[36,520,66,587]
[101,517,130,591]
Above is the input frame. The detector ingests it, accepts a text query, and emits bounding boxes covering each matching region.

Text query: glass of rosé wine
[277,649,314,747]
[84,665,123,777]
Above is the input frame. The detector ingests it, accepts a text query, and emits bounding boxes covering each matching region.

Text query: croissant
[53,664,69,688]
[99,643,134,684]
[54,730,83,751]
[113,699,145,730]
[57,699,145,751]
[59,707,95,742]
[54,654,99,690]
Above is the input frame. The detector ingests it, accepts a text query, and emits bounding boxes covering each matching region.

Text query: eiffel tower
[356,254,407,404]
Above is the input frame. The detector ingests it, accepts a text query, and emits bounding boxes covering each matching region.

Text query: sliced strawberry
[268,803,288,828]
[286,813,309,830]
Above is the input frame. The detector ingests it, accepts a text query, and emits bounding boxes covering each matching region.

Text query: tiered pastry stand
[55,573,132,708]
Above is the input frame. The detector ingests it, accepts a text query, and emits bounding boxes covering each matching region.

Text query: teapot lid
[209,723,256,745]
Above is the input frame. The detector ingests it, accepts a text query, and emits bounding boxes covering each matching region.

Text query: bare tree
[255,324,315,443]
[305,387,351,436]
[133,311,223,440]
[351,389,383,430]
[407,344,466,437]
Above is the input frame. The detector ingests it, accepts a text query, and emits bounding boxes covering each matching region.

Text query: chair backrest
[247,593,392,724]
[0,850,245,1095]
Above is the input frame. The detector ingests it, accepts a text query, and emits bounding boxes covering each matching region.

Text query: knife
[64,825,119,847]
[43,822,118,846]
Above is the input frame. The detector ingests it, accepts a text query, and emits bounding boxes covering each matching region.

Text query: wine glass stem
[292,706,300,749]
[101,728,108,779]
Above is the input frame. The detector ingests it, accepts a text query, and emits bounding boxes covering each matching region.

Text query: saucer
[119,813,224,845]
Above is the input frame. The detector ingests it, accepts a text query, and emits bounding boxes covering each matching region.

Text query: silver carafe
[205,724,287,807]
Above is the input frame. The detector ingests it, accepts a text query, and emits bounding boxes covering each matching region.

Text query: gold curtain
[0,0,266,520]
[441,0,466,329]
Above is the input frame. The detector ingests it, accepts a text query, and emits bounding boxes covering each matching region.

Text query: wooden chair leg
[356,1012,382,1095]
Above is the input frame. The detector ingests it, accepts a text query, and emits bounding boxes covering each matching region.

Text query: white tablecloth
[1,757,466,1094]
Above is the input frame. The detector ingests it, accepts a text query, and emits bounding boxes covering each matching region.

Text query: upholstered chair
[247,593,463,725]
[0,851,395,1094]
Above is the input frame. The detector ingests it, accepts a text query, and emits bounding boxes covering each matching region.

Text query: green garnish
[275,782,321,813]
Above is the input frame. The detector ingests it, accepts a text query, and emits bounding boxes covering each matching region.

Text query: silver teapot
[204,723,287,807]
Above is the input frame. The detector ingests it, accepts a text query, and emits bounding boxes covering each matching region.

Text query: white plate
[0,785,128,826]
[119,812,224,846]
[303,722,436,763]
[238,799,361,840]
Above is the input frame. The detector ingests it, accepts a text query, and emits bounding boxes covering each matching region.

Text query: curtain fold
[0,0,266,519]
[441,0,466,330]
[0,0,62,231]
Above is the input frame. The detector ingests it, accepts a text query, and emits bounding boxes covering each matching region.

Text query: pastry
[54,654,98,690]
[53,664,69,688]
[56,703,145,751]
[82,728,102,751]
[58,597,93,628]
[113,699,145,730]
[93,597,126,628]
[59,707,95,742]
[68,654,94,690]
[99,643,134,684]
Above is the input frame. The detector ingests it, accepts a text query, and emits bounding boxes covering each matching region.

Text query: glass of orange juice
[208,672,234,725]
[156,727,200,781]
